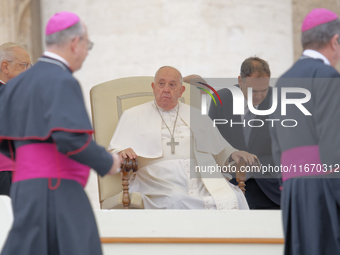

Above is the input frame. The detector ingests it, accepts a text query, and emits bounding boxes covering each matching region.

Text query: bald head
[155,66,183,84]
[152,66,185,111]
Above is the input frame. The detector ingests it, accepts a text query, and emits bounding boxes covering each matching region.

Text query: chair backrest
[90,76,193,208]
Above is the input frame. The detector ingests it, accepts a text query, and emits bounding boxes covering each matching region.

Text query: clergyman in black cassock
[0,12,120,255]
[270,8,340,255]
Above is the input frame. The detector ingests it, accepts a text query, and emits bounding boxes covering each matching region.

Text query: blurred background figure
[271,8,340,255]
[0,42,31,196]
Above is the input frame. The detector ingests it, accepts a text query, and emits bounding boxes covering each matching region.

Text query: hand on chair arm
[119,147,137,159]
[231,151,259,165]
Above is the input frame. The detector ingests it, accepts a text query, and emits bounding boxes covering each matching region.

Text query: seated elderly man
[109,66,257,209]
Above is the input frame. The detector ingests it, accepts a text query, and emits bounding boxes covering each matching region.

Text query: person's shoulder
[315,64,340,78]
[305,58,340,77]
[181,102,211,121]
[216,85,237,98]
[282,58,340,78]
[19,61,76,89]
[123,101,154,115]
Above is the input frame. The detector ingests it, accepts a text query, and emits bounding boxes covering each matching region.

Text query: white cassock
[109,101,249,210]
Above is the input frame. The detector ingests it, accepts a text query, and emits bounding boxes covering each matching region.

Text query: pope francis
[109,66,258,210]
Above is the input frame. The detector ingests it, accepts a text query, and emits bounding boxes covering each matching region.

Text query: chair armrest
[121,158,138,209]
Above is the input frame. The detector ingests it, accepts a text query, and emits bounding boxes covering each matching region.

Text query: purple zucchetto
[45,11,80,35]
[301,8,338,32]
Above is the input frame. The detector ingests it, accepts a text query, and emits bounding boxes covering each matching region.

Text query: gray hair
[0,42,26,62]
[154,66,183,84]
[302,19,340,49]
[45,21,85,47]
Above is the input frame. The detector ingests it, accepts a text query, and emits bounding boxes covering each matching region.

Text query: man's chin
[158,102,177,111]
[160,98,171,105]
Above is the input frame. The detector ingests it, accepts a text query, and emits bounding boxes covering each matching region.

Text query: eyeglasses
[80,37,94,51]
[7,60,32,69]
[157,81,178,90]
[87,40,94,51]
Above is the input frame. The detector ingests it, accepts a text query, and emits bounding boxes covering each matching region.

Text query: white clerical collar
[0,79,6,85]
[43,51,70,67]
[302,49,331,66]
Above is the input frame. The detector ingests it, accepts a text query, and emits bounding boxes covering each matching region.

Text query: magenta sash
[281,145,330,181]
[0,153,14,172]
[14,143,90,187]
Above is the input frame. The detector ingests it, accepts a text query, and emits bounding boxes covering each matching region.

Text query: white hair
[0,42,26,62]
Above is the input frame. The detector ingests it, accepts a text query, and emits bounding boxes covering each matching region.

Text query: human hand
[119,148,137,159]
[108,153,123,175]
[231,151,259,165]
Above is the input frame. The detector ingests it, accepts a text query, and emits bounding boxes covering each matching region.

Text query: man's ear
[1,61,9,74]
[179,84,186,96]
[331,34,339,50]
[238,76,242,88]
[151,82,155,89]
[70,36,81,52]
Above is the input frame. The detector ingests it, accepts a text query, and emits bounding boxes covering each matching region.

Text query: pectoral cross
[167,137,179,154]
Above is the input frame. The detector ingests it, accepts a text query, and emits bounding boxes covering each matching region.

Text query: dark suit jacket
[209,85,281,208]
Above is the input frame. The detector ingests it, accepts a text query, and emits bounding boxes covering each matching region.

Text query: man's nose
[254,93,262,99]
[163,83,171,91]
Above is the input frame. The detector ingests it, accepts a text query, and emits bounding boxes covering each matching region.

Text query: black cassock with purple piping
[0,56,113,255]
